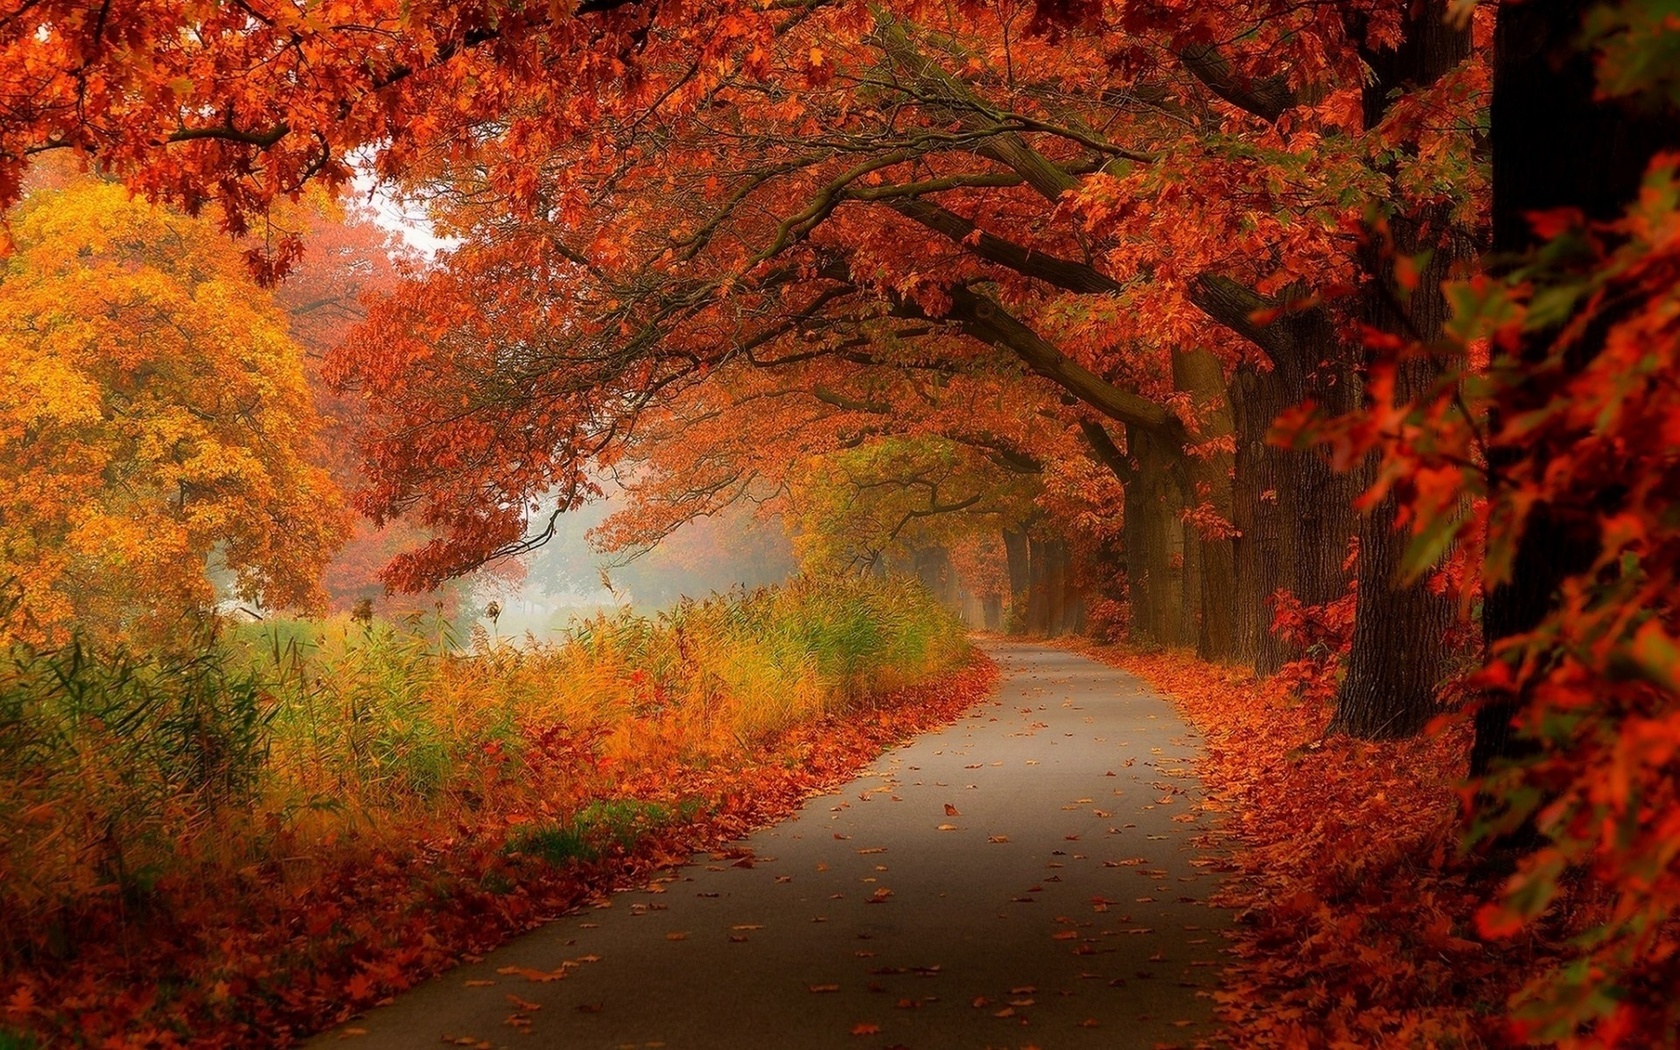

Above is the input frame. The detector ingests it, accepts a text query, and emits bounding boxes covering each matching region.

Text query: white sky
[352,171,459,256]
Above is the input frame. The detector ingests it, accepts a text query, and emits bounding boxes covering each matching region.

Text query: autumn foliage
[1,0,1679,1045]
[0,182,344,647]
[0,578,981,1047]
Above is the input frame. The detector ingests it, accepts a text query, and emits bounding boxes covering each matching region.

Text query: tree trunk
[1026,534,1051,635]
[1172,346,1238,661]
[1063,545,1087,635]
[1332,6,1471,740]
[1333,212,1464,738]
[1473,0,1679,773]
[1229,360,1296,674]
[1046,538,1069,635]
[1123,425,1186,647]
[1285,305,1360,607]
[1003,527,1030,633]
[1177,517,1200,650]
[982,593,1003,631]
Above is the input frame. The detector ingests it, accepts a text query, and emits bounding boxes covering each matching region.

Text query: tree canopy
[1,0,1678,1041]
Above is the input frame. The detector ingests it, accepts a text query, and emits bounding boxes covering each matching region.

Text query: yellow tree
[0,181,347,647]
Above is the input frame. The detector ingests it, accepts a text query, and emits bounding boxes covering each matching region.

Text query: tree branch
[1175,43,1302,123]
[1187,273,1292,365]
[1079,418,1134,483]
[882,197,1123,294]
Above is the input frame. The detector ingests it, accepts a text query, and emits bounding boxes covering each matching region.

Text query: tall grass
[0,575,967,975]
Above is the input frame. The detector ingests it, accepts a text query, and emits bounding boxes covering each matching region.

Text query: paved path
[311,641,1229,1050]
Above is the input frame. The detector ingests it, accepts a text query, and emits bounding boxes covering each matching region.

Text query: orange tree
[0,180,345,647]
[268,196,490,617]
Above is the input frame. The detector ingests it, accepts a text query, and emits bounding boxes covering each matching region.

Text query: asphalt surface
[309,640,1230,1050]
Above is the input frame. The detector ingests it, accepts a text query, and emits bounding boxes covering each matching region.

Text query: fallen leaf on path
[809,984,840,993]
[987,835,1009,843]
[850,1022,880,1036]
[936,823,958,831]
[496,965,569,983]
[944,803,960,816]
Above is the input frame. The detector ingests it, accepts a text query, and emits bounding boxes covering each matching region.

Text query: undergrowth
[0,575,979,1047]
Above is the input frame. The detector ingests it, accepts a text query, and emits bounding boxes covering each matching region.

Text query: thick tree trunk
[1123,425,1186,647]
[1045,538,1069,635]
[1172,347,1238,661]
[1003,527,1030,633]
[1026,534,1051,635]
[1334,211,1464,738]
[1177,516,1200,650]
[982,593,1003,631]
[1332,6,1471,740]
[1063,546,1087,635]
[1229,361,1296,674]
[1473,0,1679,773]
[1278,308,1359,608]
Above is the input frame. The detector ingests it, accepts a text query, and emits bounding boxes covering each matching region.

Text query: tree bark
[1026,534,1051,635]
[1177,516,1200,650]
[1332,5,1471,740]
[1063,553,1087,635]
[1229,360,1296,674]
[1003,527,1030,632]
[1046,538,1069,635]
[1172,347,1237,661]
[1123,425,1186,647]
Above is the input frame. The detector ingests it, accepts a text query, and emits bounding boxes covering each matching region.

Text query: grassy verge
[0,576,989,1047]
[1073,643,1585,1050]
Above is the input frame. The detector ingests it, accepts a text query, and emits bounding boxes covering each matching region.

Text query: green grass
[504,799,689,866]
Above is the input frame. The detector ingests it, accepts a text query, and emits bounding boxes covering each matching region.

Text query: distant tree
[0,182,346,647]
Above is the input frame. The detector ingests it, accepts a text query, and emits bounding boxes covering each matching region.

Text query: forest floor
[308,641,1229,1050]
[1076,642,1550,1049]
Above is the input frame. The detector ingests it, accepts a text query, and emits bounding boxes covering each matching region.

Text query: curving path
[310,641,1229,1050]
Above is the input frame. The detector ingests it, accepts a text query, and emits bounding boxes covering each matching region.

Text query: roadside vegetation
[0,577,982,1047]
